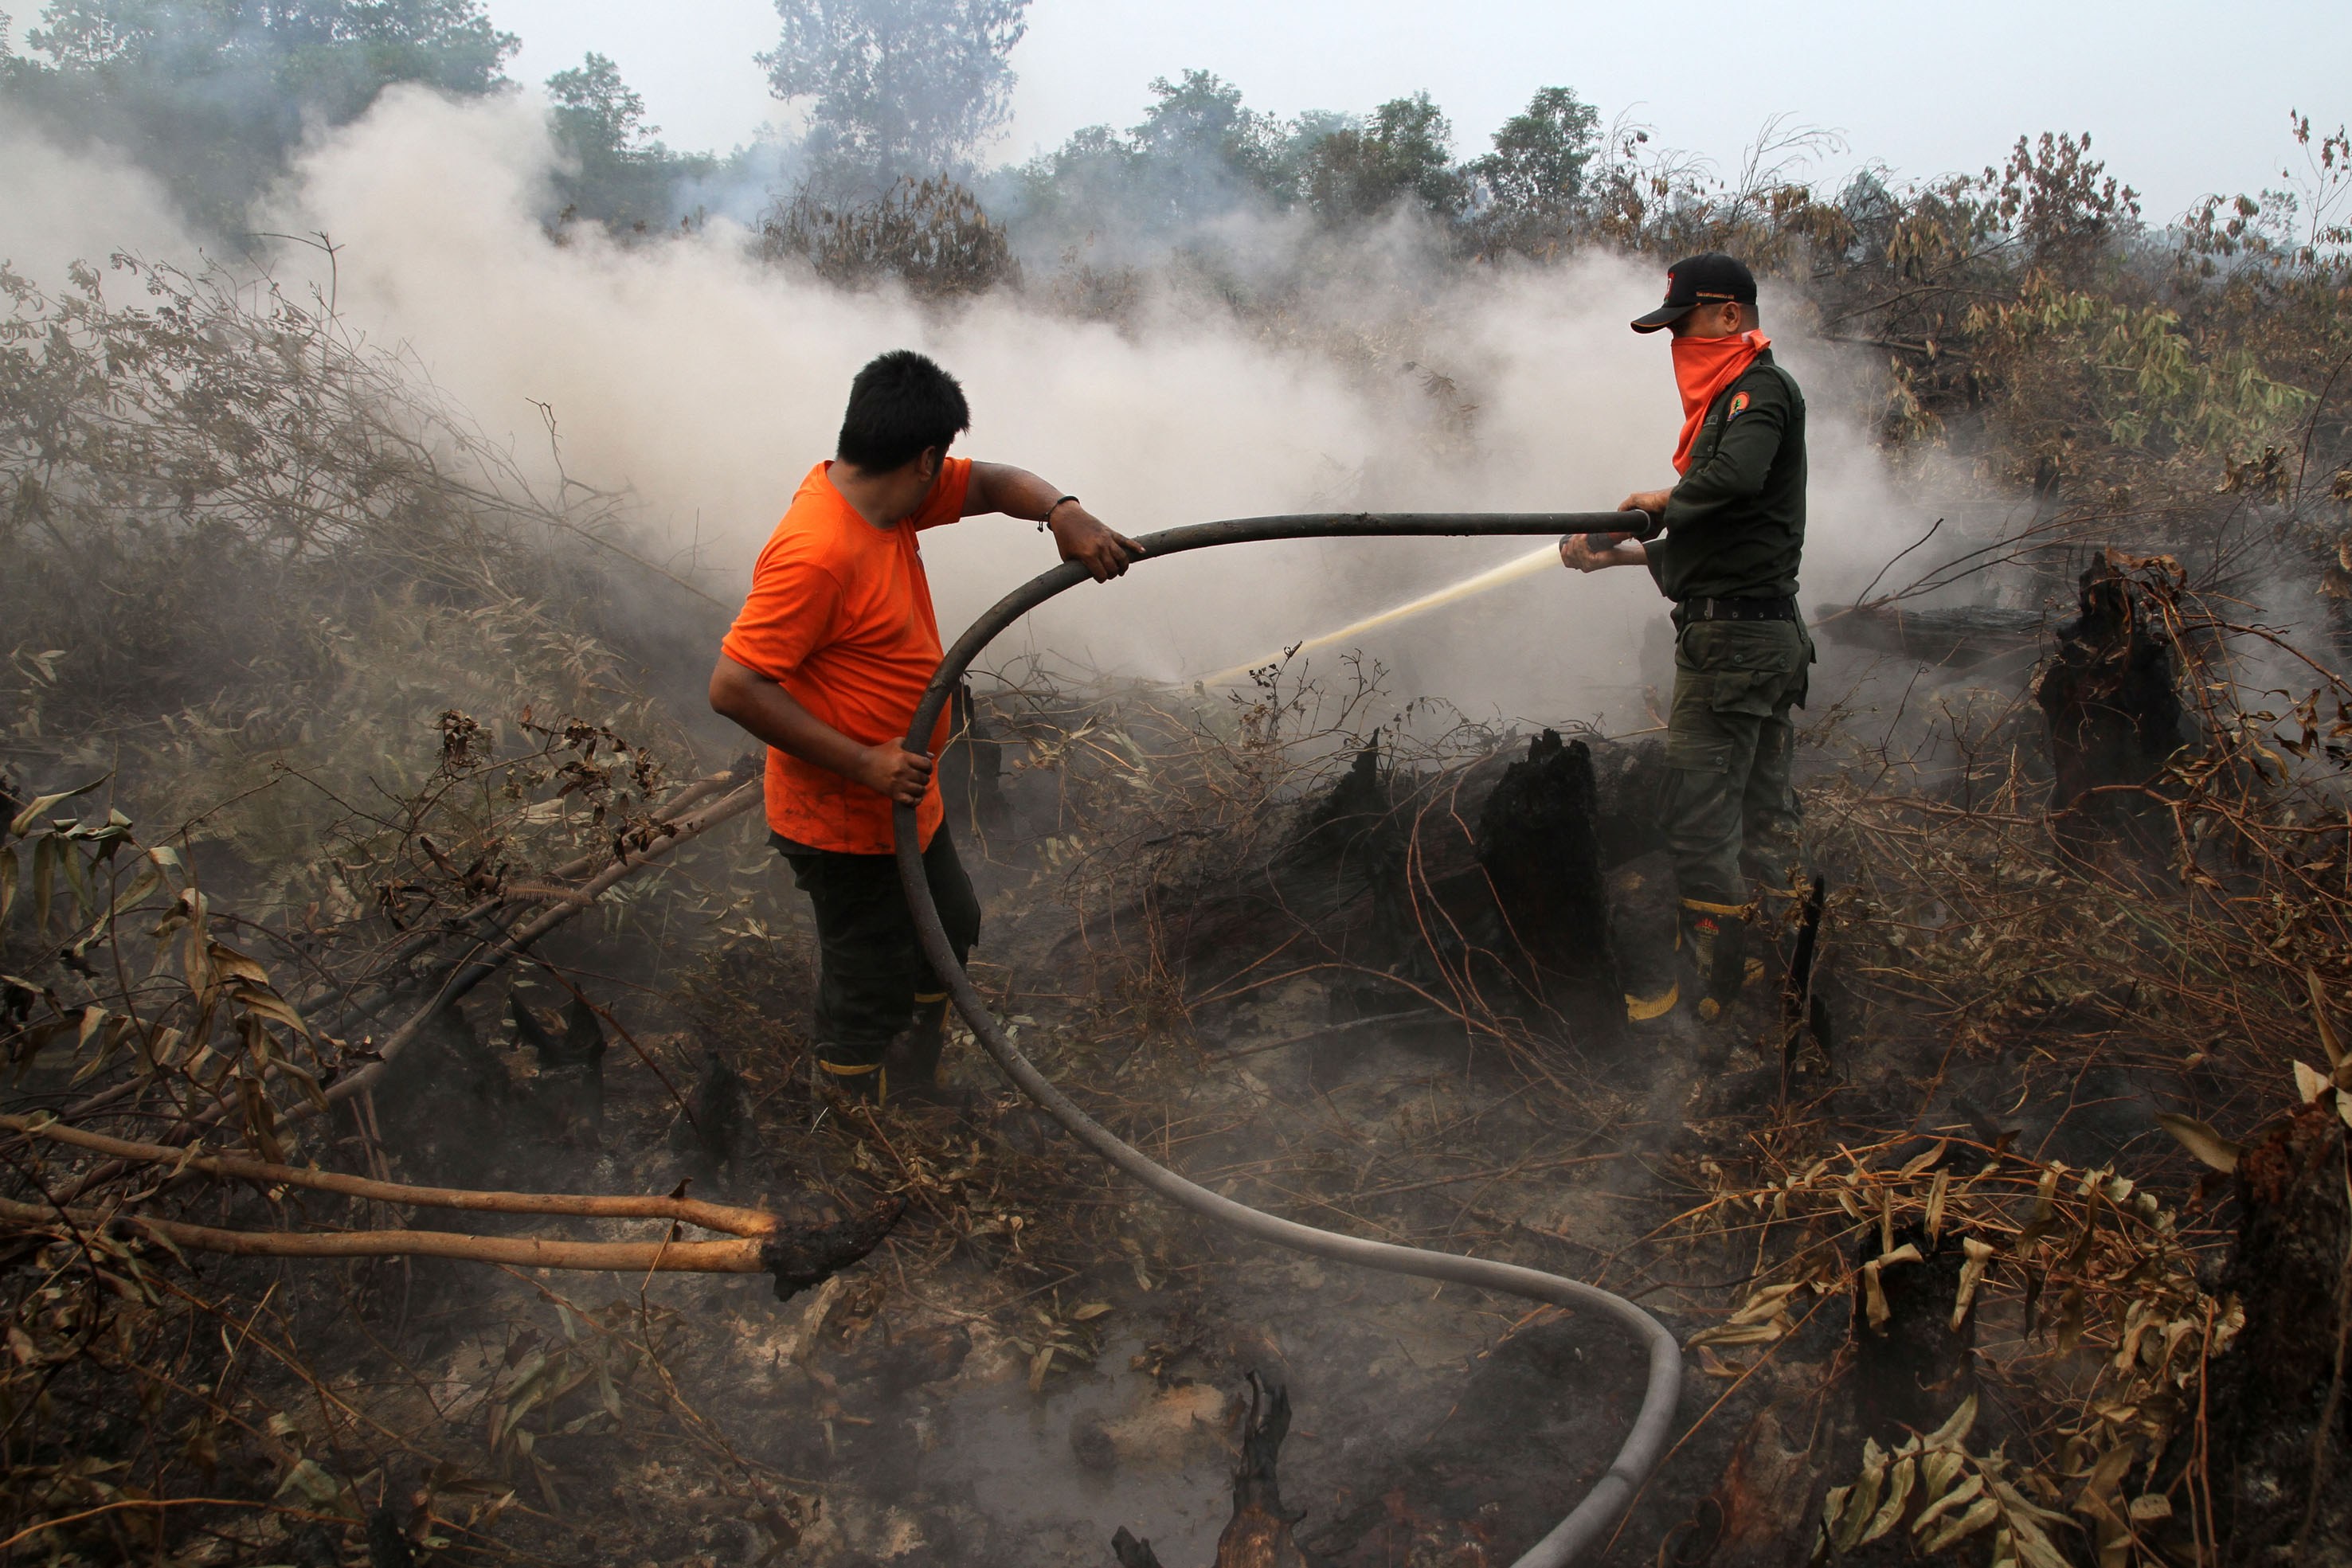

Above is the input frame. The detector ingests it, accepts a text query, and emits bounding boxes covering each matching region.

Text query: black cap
[1630,253,1758,333]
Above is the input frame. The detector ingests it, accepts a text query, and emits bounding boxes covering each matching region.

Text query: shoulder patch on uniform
[1728,390,1751,419]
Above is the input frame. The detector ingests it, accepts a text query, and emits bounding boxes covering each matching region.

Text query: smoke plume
[8,85,1920,729]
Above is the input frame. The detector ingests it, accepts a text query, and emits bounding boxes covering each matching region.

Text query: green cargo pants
[1660,616,1814,911]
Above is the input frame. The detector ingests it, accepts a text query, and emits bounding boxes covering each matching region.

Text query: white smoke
[0,107,194,283]
[8,85,1924,730]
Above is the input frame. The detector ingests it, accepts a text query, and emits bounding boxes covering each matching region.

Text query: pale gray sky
[492,0,2346,223]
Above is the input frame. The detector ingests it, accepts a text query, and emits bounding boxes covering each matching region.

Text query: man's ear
[914,446,944,482]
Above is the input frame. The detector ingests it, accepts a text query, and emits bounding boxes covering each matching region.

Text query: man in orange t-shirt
[711,350,1139,1105]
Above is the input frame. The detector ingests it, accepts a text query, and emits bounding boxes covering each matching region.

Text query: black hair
[836,350,971,471]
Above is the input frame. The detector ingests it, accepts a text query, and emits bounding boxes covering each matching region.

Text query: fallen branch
[3,1113,775,1237]
[0,1195,769,1274]
[0,1179,906,1300]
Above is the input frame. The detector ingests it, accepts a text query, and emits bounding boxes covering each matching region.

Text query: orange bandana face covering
[1669,330,1770,473]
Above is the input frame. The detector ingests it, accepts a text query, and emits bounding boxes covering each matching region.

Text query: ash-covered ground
[8,591,2346,1568]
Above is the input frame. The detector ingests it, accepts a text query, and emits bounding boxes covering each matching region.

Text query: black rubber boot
[812,1042,886,1108]
[883,999,972,1110]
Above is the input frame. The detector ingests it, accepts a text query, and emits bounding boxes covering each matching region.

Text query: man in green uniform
[1560,253,1812,1021]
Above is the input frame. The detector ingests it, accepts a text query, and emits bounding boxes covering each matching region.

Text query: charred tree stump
[1850,1223,1975,1444]
[2034,555,2186,857]
[2207,1101,2352,1562]
[1779,874,1833,1076]
[1282,733,1418,968]
[1112,1374,1310,1568]
[1474,730,1622,1040]
[1699,1222,1976,1568]
[1214,1374,1311,1568]
[1172,731,1643,1042]
[514,991,608,1143]
[668,1048,754,1187]
[939,679,1009,836]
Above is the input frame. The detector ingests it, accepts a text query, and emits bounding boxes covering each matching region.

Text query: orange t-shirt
[720,458,972,854]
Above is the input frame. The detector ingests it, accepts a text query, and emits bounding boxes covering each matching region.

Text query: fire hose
[894,513,1682,1568]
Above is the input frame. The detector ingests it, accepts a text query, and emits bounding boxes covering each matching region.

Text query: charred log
[1814,603,2048,667]
[758,1197,906,1302]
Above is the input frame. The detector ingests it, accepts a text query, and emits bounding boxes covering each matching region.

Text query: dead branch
[0,1195,770,1274]
[321,776,765,1109]
[2,1114,777,1237]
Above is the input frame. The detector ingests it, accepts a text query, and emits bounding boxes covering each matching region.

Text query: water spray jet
[1192,512,1657,686]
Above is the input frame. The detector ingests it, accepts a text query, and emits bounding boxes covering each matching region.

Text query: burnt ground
[13,624,2339,1568]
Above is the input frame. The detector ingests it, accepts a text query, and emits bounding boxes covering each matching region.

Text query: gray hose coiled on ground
[894,514,1682,1566]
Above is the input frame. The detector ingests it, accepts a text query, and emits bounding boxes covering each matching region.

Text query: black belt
[1677,595,1798,623]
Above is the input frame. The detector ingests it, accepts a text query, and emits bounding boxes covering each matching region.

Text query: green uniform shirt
[1645,350,1806,604]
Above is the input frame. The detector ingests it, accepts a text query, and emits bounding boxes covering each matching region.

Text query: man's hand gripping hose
[894,512,1681,1568]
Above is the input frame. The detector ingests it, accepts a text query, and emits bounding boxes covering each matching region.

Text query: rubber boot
[1624,921,1682,1032]
[811,1042,886,1109]
[1610,856,1682,1033]
[883,995,971,1110]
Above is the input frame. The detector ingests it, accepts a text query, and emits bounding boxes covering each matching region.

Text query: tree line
[3,0,2347,544]
[0,0,1610,247]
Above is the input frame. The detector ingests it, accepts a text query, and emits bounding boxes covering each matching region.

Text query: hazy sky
[491,0,2344,223]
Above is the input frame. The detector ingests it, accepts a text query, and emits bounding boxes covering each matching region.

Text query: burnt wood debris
[1114,1374,1312,1568]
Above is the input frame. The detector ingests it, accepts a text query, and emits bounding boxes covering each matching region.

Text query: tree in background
[1001,77,1479,262]
[546,51,715,234]
[0,0,516,227]
[1000,69,1293,243]
[1466,85,1601,255]
[1290,92,1466,227]
[1125,69,1289,220]
[761,0,1028,191]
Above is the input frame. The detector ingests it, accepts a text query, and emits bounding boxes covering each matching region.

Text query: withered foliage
[758,175,1020,297]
